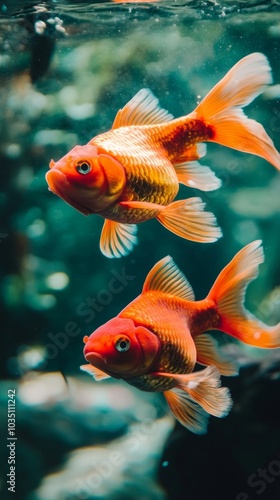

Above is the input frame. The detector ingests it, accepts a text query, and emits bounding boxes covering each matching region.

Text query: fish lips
[84,351,107,369]
[45,169,91,216]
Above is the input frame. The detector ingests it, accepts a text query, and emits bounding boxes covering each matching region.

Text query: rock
[30,416,172,500]
[0,373,172,500]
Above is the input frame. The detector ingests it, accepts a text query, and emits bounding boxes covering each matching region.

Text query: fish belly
[124,373,177,393]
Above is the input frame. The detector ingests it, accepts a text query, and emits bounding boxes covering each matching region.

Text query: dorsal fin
[112,89,174,129]
[143,256,195,301]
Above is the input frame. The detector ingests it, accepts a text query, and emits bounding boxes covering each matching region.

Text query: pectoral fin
[119,200,163,211]
[156,197,222,243]
[121,198,222,243]
[80,364,111,381]
[100,220,138,258]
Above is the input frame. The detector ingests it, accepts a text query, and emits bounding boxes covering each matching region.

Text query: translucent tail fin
[207,240,280,348]
[195,53,280,170]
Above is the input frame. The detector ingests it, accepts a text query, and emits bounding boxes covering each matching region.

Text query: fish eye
[76,161,92,175]
[115,336,131,353]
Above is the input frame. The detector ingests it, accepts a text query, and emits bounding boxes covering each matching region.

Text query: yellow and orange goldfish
[81,240,280,433]
[46,53,280,258]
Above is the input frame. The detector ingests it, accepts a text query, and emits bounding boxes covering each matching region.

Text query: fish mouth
[45,169,91,216]
[84,351,107,367]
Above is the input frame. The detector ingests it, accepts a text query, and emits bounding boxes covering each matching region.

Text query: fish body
[90,127,179,222]
[46,53,280,257]
[88,116,212,219]
[82,241,280,433]
[116,293,218,394]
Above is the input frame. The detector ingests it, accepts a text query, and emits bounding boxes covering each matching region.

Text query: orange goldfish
[81,240,280,433]
[46,53,280,258]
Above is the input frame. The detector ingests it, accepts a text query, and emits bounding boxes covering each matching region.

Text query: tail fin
[207,240,280,348]
[195,53,280,170]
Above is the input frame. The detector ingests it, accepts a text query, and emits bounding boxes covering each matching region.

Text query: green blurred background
[1,2,280,499]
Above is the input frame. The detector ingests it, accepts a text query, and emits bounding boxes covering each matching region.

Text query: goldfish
[46,53,280,258]
[81,240,280,433]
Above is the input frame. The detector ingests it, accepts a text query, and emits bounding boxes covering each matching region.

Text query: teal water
[1,2,280,499]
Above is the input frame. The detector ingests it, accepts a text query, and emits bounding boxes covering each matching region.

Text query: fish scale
[125,371,177,393]
[92,127,180,223]
[146,116,214,161]
[92,127,179,204]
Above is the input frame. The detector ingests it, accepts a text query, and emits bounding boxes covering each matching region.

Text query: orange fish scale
[100,203,157,224]
[125,371,177,392]
[146,117,215,161]
[91,127,179,204]
[188,299,220,336]
[92,128,180,223]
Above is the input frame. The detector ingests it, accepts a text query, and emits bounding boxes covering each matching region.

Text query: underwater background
[1,1,280,499]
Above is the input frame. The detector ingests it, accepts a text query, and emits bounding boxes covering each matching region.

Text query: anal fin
[162,366,232,433]
[164,388,209,434]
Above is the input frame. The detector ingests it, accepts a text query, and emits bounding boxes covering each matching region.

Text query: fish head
[45,144,126,214]
[83,317,160,378]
